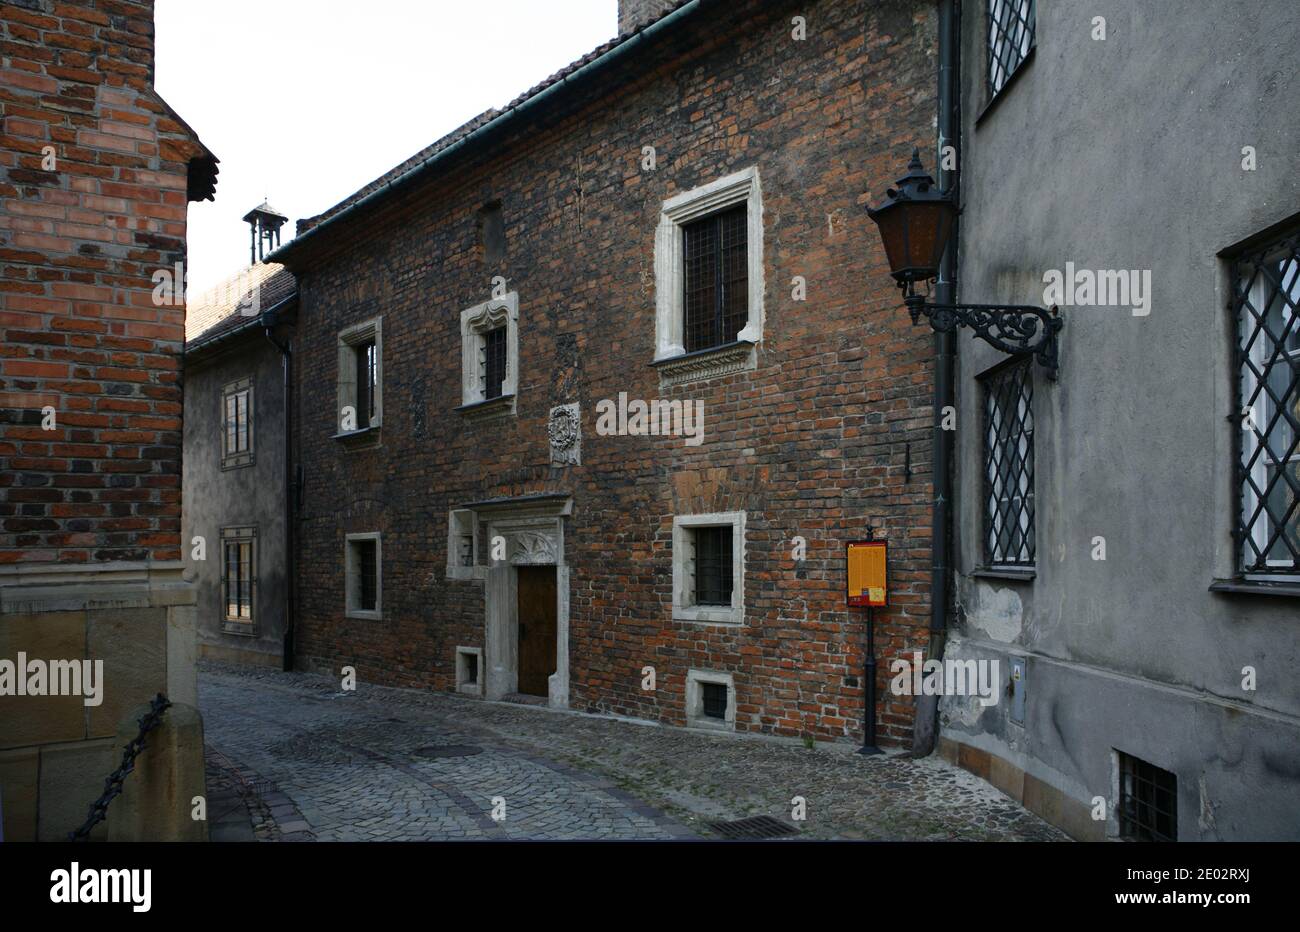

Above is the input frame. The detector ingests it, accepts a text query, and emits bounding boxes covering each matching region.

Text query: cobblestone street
[198,663,1067,842]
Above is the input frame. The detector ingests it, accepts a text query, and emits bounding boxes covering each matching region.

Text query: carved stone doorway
[477,496,571,709]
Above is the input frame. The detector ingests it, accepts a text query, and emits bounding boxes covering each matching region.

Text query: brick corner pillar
[108,701,207,842]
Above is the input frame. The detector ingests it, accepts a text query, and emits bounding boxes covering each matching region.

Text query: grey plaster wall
[941,0,1300,839]
[182,334,289,666]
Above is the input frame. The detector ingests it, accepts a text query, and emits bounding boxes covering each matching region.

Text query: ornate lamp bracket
[903,291,1062,380]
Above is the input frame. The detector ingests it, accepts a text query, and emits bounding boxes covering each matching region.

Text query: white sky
[156,0,617,293]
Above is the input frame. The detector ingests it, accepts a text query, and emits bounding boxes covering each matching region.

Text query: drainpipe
[263,321,295,672]
[912,0,961,757]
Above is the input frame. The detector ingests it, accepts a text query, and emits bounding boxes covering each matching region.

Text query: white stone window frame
[455,646,483,696]
[344,531,382,620]
[220,376,254,470]
[446,508,484,581]
[336,316,383,436]
[653,166,764,384]
[672,511,746,626]
[458,291,519,417]
[685,668,736,731]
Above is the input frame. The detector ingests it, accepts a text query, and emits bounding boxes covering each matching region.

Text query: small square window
[456,646,483,696]
[1117,751,1177,842]
[345,532,382,619]
[221,377,254,469]
[672,512,745,625]
[686,669,734,730]
[701,682,728,719]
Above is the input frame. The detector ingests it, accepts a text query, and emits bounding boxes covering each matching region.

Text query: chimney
[618,0,676,35]
[242,201,289,265]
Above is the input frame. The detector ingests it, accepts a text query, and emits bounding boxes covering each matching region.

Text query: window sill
[345,608,382,621]
[333,425,380,444]
[456,394,516,422]
[446,565,486,582]
[221,455,254,471]
[1209,578,1300,599]
[970,566,1037,582]
[673,606,744,626]
[652,341,755,388]
[974,46,1036,129]
[221,620,256,636]
[687,716,734,733]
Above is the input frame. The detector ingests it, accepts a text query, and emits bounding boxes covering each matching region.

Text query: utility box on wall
[1010,657,1027,725]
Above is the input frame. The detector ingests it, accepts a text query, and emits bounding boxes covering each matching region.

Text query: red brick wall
[0,0,200,564]
[290,0,937,745]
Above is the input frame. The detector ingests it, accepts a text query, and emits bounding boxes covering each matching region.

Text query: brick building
[269,0,941,746]
[0,0,216,840]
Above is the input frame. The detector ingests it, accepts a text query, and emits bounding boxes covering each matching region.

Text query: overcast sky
[156,0,616,294]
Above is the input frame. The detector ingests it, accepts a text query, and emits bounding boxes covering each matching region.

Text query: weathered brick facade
[0,0,215,565]
[281,0,938,745]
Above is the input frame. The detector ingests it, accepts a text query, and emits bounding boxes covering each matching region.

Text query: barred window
[683,205,748,353]
[673,512,745,625]
[1118,752,1177,842]
[1234,226,1300,574]
[221,377,253,469]
[987,0,1035,98]
[982,358,1035,566]
[482,326,508,400]
[692,525,734,606]
[357,540,377,610]
[220,527,256,626]
[345,532,382,618]
[458,293,518,413]
[701,682,728,720]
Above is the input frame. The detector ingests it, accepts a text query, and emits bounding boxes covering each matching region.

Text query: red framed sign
[846,539,888,607]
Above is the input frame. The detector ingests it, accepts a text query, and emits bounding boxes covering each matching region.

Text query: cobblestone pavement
[199,662,1067,842]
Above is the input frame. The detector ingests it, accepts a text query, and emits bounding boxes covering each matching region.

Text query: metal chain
[68,693,172,841]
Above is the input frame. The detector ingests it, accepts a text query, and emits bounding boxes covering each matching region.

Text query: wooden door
[516,566,556,697]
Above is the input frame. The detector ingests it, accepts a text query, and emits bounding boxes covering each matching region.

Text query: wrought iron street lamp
[868,150,1062,378]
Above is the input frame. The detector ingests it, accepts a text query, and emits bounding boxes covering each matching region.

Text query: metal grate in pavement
[707,814,798,840]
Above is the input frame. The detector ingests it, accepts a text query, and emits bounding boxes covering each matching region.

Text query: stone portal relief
[548,402,581,466]
[510,529,559,565]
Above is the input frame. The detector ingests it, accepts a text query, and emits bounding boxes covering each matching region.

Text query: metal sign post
[847,537,888,756]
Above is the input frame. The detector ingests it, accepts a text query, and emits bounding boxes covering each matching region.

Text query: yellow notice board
[847,540,887,607]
